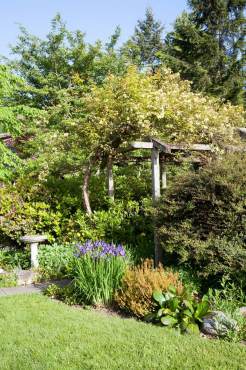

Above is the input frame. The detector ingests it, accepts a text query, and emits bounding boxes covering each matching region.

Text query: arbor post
[107,155,114,201]
[151,147,162,266]
[161,163,167,189]
[151,147,160,203]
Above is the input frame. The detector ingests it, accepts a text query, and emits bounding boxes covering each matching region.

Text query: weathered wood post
[151,147,160,202]
[107,155,114,201]
[151,147,162,266]
[161,163,167,190]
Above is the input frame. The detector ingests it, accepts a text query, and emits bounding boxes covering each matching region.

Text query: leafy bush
[0,272,17,287]
[147,287,209,334]
[65,199,154,258]
[70,240,128,305]
[0,248,30,270]
[0,187,63,243]
[0,142,22,182]
[44,283,77,305]
[157,154,246,288]
[0,180,153,258]
[38,243,75,280]
[115,259,183,318]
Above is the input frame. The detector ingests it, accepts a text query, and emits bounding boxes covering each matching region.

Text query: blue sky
[0,0,187,57]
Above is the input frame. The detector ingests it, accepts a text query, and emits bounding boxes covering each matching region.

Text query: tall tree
[122,8,165,69]
[165,0,245,105]
[10,14,127,109]
[0,65,41,181]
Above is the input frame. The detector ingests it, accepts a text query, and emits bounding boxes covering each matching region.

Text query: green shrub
[70,241,129,305]
[44,283,77,305]
[0,272,17,287]
[38,243,75,279]
[65,200,154,258]
[156,153,246,288]
[0,181,153,258]
[0,248,30,270]
[0,187,63,243]
[146,286,210,334]
[115,259,183,318]
[0,142,22,182]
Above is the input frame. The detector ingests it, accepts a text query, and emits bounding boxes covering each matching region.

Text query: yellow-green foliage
[115,259,183,318]
[42,67,245,171]
[0,186,62,242]
[82,67,244,153]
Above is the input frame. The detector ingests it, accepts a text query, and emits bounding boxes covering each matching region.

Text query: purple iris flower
[75,240,126,259]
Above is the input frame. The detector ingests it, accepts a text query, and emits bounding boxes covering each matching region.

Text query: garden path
[0,280,70,297]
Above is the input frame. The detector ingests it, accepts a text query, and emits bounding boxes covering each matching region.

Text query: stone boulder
[201,311,237,337]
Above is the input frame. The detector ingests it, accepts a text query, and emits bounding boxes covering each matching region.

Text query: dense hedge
[156,154,246,287]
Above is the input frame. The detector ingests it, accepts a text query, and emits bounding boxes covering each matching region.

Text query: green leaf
[195,301,209,320]
[183,309,193,318]
[161,315,178,327]
[184,300,194,314]
[169,297,179,312]
[168,285,177,294]
[144,313,156,322]
[153,291,165,305]
[186,322,200,335]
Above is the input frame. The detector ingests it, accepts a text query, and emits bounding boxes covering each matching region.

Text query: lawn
[0,295,245,370]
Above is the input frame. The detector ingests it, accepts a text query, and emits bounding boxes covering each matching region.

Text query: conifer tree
[122,8,165,69]
[165,0,245,105]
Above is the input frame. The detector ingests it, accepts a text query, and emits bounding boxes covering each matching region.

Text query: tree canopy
[165,0,245,105]
[122,8,165,69]
[0,10,245,211]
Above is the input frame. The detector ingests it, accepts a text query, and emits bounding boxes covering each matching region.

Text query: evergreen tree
[122,8,164,69]
[165,0,245,105]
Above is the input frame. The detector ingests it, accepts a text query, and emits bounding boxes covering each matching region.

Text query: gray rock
[239,307,246,318]
[16,269,38,286]
[202,311,238,337]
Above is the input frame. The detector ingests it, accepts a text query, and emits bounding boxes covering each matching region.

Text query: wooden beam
[131,141,153,149]
[152,138,211,152]
[225,145,246,152]
[170,144,211,151]
[152,139,171,153]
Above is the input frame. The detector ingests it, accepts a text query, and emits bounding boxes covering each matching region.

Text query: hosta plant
[147,286,210,334]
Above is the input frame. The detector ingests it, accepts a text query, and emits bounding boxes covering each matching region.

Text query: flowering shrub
[70,240,128,305]
[115,259,183,318]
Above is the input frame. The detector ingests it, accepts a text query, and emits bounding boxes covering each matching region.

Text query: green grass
[0,295,245,370]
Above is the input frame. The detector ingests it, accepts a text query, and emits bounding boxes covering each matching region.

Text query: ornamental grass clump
[71,240,128,306]
[115,259,183,318]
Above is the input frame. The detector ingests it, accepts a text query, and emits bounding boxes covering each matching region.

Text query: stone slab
[0,279,71,297]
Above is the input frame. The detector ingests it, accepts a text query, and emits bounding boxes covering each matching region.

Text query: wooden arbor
[130,138,213,265]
